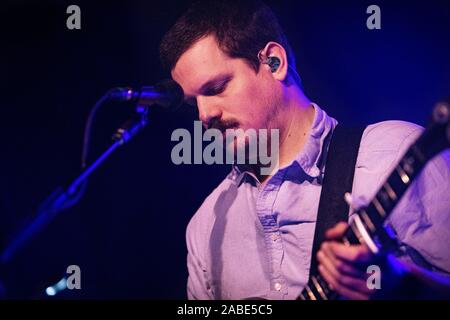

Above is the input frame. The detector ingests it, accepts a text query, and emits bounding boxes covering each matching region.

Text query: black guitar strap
[309,125,365,277]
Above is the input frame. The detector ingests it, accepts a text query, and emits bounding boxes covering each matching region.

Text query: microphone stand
[0,107,149,265]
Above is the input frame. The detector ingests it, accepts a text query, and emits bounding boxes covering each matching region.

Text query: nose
[197,96,222,128]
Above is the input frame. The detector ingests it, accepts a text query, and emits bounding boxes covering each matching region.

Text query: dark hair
[159,0,298,81]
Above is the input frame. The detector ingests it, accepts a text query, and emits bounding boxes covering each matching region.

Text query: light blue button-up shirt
[186,104,450,300]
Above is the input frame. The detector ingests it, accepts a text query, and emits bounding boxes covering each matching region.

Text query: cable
[81,89,116,169]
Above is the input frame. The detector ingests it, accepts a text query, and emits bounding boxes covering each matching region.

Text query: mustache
[205,118,240,132]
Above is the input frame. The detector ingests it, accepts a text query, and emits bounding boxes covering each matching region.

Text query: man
[159,0,450,299]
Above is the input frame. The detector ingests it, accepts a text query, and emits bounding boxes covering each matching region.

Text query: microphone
[108,79,184,111]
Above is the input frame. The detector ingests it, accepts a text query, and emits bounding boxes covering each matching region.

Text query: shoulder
[355,120,424,180]
[352,120,425,205]
[360,120,424,153]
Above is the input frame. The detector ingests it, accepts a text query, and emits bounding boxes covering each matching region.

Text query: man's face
[171,35,284,154]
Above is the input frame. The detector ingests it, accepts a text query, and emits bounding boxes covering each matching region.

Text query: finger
[325,222,348,240]
[336,272,374,295]
[318,265,370,300]
[319,246,368,278]
[318,249,372,294]
[329,242,373,264]
[317,250,340,280]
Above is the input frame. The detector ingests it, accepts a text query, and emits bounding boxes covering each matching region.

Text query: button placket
[255,171,288,296]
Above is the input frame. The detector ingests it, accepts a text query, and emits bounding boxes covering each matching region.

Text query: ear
[260,41,288,82]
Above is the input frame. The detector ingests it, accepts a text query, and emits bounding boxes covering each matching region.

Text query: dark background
[0,0,449,299]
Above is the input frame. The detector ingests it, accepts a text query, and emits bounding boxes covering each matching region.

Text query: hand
[317,222,376,300]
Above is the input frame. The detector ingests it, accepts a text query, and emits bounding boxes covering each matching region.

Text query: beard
[204,93,282,166]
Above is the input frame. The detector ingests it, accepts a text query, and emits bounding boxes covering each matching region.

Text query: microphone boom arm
[0,105,150,265]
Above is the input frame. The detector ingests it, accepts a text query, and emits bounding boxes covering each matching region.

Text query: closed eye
[202,77,231,96]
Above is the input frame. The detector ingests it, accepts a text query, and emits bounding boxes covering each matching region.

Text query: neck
[256,86,315,183]
[278,87,315,167]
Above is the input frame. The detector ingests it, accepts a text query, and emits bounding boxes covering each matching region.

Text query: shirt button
[274,282,282,291]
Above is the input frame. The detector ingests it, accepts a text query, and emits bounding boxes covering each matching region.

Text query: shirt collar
[290,103,337,178]
[229,103,337,184]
